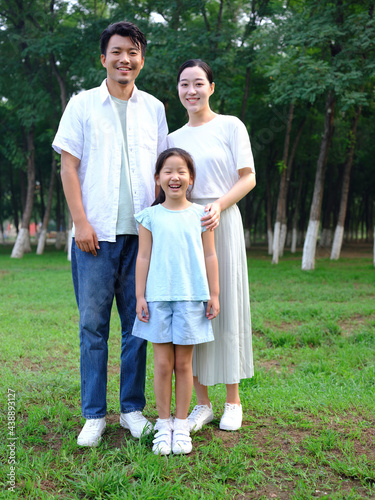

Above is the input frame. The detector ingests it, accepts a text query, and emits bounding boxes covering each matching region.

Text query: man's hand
[75,220,100,256]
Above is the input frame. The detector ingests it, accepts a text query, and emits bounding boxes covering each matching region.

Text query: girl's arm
[135,224,152,323]
[202,229,220,319]
[202,168,256,231]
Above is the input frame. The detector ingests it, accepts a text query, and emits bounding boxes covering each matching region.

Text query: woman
[167,59,256,431]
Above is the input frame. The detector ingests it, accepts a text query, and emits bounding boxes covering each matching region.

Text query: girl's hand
[136,298,149,323]
[201,202,221,231]
[206,297,220,320]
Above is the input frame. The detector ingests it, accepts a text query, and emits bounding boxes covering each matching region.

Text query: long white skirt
[192,199,254,385]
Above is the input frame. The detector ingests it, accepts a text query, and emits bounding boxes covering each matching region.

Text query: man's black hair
[100,21,147,57]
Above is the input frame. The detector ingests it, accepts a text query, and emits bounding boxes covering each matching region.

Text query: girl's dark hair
[152,148,196,206]
[177,59,214,84]
[100,21,147,57]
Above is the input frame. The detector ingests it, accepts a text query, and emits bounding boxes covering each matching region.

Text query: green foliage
[0,0,374,250]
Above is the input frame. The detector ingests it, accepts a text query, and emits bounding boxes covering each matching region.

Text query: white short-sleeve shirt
[167,115,255,199]
[52,79,168,242]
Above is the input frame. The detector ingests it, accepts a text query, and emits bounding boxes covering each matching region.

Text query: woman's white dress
[167,115,255,385]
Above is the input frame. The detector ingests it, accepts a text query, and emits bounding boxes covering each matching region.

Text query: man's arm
[61,150,100,256]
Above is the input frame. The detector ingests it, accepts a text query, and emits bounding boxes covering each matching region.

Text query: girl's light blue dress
[132,203,214,345]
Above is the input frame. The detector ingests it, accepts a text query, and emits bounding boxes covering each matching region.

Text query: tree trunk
[320,228,332,248]
[37,163,45,223]
[55,177,67,250]
[266,150,276,255]
[291,228,298,253]
[240,65,251,123]
[302,93,335,270]
[9,166,20,234]
[272,102,294,264]
[11,128,35,258]
[279,115,307,256]
[36,152,57,255]
[331,105,362,260]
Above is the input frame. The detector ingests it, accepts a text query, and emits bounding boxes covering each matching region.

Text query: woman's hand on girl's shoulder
[202,202,221,231]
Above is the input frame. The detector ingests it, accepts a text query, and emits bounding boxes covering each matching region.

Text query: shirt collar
[100,79,141,104]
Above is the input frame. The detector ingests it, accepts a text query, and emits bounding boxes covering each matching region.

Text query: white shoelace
[129,411,145,421]
[189,404,209,419]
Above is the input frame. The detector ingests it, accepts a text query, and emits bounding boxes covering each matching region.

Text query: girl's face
[156,155,193,201]
[178,66,215,115]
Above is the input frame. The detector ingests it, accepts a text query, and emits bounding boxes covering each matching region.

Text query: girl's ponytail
[151,188,165,206]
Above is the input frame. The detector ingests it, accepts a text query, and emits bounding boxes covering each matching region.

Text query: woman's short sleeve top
[134,203,210,302]
[167,115,255,199]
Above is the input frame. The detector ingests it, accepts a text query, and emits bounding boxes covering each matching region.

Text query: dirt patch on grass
[315,243,373,259]
[263,321,302,333]
[16,410,375,499]
[338,314,375,337]
[257,360,283,374]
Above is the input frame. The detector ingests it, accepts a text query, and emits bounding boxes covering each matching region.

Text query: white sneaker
[77,418,106,447]
[172,418,192,455]
[152,417,173,455]
[188,403,214,431]
[120,411,153,438]
[219,403,242,431]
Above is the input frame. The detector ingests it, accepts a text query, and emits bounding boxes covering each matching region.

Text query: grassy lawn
[0,244,374,499]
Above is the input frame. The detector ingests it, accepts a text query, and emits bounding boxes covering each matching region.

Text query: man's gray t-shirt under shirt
[111,96,137,235]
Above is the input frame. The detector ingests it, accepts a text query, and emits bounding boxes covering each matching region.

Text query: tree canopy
[0,0,374,264]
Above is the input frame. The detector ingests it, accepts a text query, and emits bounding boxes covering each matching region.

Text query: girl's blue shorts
[132,301,214,345]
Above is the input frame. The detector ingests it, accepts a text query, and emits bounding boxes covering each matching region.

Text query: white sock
[157,416,172,423]
[174,417,189,427]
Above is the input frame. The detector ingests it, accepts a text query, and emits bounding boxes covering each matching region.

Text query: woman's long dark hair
[177,59,214,84]
[152,148,196,206]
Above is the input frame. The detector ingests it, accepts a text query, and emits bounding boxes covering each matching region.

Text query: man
[52,21,168,447]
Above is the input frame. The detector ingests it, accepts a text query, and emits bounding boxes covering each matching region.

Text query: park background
[0,0,374,499]
[0,0,374,267]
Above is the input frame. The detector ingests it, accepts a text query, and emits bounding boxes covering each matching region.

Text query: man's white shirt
[53,79,168,242]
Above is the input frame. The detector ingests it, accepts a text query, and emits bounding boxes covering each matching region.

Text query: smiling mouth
[169,184,181,189]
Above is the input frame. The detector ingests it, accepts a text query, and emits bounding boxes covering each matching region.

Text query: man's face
[101,35,144,89]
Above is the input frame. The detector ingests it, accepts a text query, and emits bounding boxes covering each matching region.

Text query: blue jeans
[71,236,147,419]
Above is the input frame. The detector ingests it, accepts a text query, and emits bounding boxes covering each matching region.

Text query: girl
[132,147,219,455]
[167,59,256,432]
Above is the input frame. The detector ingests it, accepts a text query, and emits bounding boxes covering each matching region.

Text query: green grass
[0,244,374,499]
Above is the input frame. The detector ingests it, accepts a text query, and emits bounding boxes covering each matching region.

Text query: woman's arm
[135,224,152,322]
[202,229,220,319]
[202,168,256,231]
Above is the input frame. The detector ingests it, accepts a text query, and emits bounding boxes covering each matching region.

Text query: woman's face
[178,66,215,115]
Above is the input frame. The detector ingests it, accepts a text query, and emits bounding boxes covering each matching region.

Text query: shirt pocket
[138,123,158,151]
